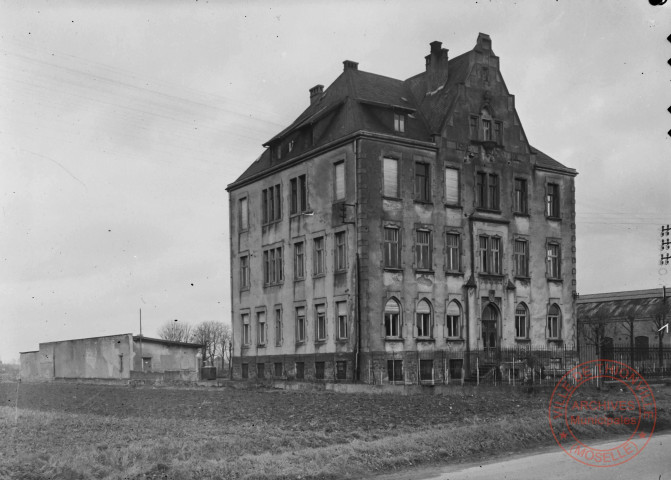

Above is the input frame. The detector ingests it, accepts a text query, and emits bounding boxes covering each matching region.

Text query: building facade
[227,34,578,384]
[20,334,202,382]
[577,288,670,371]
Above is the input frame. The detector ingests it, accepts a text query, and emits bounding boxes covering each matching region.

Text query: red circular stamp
[548,359,656,467]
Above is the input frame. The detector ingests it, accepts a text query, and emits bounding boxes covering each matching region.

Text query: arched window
[547,304,561,340]
[384,298,401,338]
[482,304,498,349]
[416,299,432,338]
[515,303,529,339]
[446,301,461,338]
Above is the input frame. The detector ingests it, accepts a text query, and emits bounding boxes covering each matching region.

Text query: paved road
[372,433,670,480]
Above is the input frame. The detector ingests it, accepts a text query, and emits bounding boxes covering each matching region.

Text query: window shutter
[445,169,459,204]
[383,158,398,197]
[335,162,345,200]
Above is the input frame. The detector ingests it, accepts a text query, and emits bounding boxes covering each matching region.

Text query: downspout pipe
[354,138,361,382]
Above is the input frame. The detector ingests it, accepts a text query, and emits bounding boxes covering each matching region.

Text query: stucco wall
[132,339,199,373]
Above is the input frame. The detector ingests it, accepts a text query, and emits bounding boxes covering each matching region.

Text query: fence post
[476,356,479,386]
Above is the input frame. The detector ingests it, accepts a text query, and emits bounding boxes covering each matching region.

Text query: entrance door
[482,304,499,350]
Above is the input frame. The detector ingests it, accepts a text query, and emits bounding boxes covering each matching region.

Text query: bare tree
[192,321,229,366]
[580,314,614,359]
[157,319,193,343]
[651,296,670,370]
[217,323,232,369]
[619,315,636,368]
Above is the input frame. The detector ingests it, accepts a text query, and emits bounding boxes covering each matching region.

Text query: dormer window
[275,144,282,160]
[470,108,503,145]
[288,140,295,153]
[481,108,492,141]
[394,113,405,133]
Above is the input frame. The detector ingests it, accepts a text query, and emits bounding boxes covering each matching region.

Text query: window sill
[416,337,435,343]
[445,271,464,277]
[336,338,349,344]
[446,337,464,342]
[334,269,348,275]
[239,228,249,233]
[547,278,563,284]
[413,200,433,206]
[314,340,327,345]
[444,203,463,209]
[547,339,563,344]
[262,220,283,227]
[514,276,531,281]
[515,338,531,343]
[294,278,305,283]
[257,344,266,348]
[478,273,505,280]
[384,267,403,272]
[295,341,306,346]
[240,287,250,292]
[241,345,251,350]
[513,212,530,218]
[384,337,404,342]
[263,283,284,289]
[382,196,402,202]
[312,274,326,279]
[546,216,562,222]
[475,207,502,214]
[415,269,435,275]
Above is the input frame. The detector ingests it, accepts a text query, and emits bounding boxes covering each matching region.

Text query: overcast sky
[1,1,669,362]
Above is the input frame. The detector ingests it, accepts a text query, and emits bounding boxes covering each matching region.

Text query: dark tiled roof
[531,146,577,175]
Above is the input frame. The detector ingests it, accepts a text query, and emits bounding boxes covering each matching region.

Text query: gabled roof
[228,35,575,190]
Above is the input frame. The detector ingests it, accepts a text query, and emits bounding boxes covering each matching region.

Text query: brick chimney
[309,84,324,105]
[424,40,448,93]
[343,60,359,71]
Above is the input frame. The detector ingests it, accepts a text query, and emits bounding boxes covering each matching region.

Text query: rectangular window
[417,312,431,337]
[334,231,347,272]
[242,313,250,346]
[241,363,249,379]
[334,162,345,200]
[446,314,459,338]
[240,255,250,289]
[546,183,560,218]
[494,121,502,144]
[274,362,283,377]
[296,307,306,343]
[387,360,403,382]
[514,178,528,214]
[469,116,479,139]
[394,113,405,133]
[142,357,152,371]
[415,230,432,270]
[262,247,283,286]
[384,227,401,269]
[384,300,401,338]
[514,240,529,277]
[239,197,248,231]
[383,158,398,197]
[290,175,307,215]
[257,363,265,379]
[336,301,348,339]
[274,308,282,346]
[482,119,491,141]
[444,168,459,205]
[515,308,527,339]
[257,311,266,346]
[262,184,282,224]
[315,361,325,380]
[336,361,347,380]
[548,317,560,339]
[476,172,499,210]
[479,235,502,275]
[419,360,433,381]
[294,242,305,280]
[446,233,460,272]
[414,163,430,202]
[547,242,561,279]
[313,236,325,275]
[295,362,304,379]
[315,304,326,341]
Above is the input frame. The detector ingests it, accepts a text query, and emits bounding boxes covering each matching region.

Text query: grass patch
[1,382,669,479]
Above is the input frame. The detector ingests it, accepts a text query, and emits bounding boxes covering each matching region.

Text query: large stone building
[227,34,577,384]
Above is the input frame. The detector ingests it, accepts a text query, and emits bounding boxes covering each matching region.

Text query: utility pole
[139,308,143,372]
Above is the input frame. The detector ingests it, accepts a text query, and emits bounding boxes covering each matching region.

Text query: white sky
[1,0,670,362]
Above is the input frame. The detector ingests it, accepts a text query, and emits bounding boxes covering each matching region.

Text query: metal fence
[362,344,671,386]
